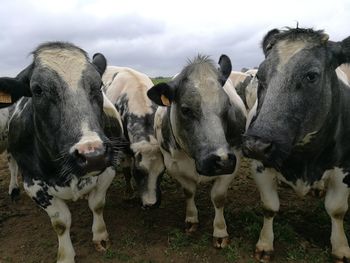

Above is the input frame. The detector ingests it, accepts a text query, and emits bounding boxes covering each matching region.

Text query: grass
[151,77,172,85]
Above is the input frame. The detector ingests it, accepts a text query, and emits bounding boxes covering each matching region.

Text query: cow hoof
[213,236,230,249]
[10,188,20,202]
[254,248,274,262]
[94,239,111,252]
[185,222,199,234]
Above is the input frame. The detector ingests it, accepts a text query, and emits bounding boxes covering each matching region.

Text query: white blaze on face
[276,40,310,70]
[70,122,103,154]
[38,49,87,90]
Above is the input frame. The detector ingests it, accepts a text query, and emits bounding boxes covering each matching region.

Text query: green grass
[151,77,172,85]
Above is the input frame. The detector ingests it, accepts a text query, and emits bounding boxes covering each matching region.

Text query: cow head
[243,27,350,167]
[2,42,123,176]
[148,54,241,176]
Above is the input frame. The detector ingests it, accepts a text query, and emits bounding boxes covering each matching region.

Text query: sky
[0,0,349,77]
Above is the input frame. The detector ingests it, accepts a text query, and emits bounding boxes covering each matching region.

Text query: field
[1,153,348,263]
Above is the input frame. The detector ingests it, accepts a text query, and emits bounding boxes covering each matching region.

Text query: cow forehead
[37,49,88,90]
[276,39,317,70]
[189,75,222,105]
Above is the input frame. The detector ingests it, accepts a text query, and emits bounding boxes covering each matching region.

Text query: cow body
[2,43,124,263]
[230,70,258,110]
[102,66,164,207]
[243,28,350,262]
[148,55,246,248]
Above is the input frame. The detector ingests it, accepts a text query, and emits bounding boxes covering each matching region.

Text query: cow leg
[24,180,75,263]
[211,174,234,249]
[325,168,350,262]
[121,155,134,200]
[8,154,20,201]
[253,161,279,262]
[88,167,115,252]
[180,178,198,233]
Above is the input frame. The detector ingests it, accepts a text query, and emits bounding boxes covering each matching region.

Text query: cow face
[148,55,238,176]
[243,28,350,167]
[2,42,120,176]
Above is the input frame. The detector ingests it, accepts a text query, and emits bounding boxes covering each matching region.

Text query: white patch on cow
[296,131,318,146]
[215,148,228,161]
[336,67,350,87]
[223,78,247,117]
[103,66,154,117]
[277,40,310,70]
[102,92,123,134]
[324,167,350,259]
[70,122,103,154]
[252,160,280,252]
[38,49,87,90]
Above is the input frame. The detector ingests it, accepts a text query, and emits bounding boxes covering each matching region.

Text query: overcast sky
[0,0,349,77]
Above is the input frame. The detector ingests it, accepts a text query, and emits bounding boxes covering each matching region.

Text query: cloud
[0,0,349,77]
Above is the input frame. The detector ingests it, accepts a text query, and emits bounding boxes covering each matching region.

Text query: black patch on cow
[32,189,53,209]
[256,165,265,173]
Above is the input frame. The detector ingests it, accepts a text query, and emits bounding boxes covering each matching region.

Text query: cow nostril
[73,150,88,167]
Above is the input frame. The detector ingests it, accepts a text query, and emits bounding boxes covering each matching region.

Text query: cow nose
[242,136,273,161]
[72,144,108,173]
[197,151,236,176]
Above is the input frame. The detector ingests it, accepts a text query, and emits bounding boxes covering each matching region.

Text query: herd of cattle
[0,27,350,263]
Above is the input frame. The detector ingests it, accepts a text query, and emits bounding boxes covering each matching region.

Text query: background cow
[102,66,165,208]
[230,70,258,110]
[147,55,246,248]
[243,28,350,262]
[1,42,124,263]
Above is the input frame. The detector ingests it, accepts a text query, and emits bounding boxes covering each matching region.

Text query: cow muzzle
[71,140,109,173]
[197,151,236,176]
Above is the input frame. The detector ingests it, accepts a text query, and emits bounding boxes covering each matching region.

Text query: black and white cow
[243,28,350,262]
[147,55,247,248]
[230,70,258,110]
[1,42,124,263]
[102,66,165,208]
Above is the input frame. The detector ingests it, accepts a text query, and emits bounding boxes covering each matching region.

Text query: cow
[242,27,350,262]
[0,42,125,263]
[230,70,258,110]
[147,54,247,248]
[102,66,165,208]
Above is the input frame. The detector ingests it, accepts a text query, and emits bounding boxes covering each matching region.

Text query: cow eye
[305,72,319,83]
[180,106,192,117]
[32,85,43,97]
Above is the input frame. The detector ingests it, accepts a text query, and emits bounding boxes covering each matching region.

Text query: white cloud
[0,0,349,77]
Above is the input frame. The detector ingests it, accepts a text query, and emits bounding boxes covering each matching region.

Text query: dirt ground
[0,154,348,263]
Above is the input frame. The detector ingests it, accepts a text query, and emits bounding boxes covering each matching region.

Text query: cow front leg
[88,167,115,252]
[211,174,234,249]
[325,168,350,262]
[180,179,199,234]
[24,180,75,263]
[253,161,279,262]
[8,154,20,201]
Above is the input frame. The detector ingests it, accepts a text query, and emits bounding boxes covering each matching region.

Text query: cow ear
[218,54,232,85]
[147,82,175,106]
[0,77,31,108]
[262,28,280,57]
[92,53,107,76]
